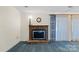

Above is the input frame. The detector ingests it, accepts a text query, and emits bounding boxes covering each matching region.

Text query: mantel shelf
[29,25,48,27]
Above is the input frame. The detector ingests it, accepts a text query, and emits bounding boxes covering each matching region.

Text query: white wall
[20,13,29,41]
[56,15,69,41]
[30,13,50,25]
[21,13,50,41]
[0,7,20,51]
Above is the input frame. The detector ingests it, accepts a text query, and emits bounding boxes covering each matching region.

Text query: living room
[0,6,79,52]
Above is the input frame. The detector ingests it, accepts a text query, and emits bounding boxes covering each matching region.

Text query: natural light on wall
[28,15,33,25]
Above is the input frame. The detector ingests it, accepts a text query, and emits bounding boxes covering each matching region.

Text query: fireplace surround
[29,25,48,43]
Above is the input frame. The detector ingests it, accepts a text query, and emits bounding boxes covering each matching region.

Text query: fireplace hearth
[29,25,48,43]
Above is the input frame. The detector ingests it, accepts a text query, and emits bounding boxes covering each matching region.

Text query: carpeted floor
[7,41,79,52]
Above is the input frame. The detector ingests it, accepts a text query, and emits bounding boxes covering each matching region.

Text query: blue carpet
[7,41,79,52]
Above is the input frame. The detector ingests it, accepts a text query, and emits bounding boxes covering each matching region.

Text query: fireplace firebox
[32,29,46,40]
[29,25,48,43]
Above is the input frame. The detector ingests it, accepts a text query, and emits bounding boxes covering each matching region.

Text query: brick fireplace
[28,25,48,43]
